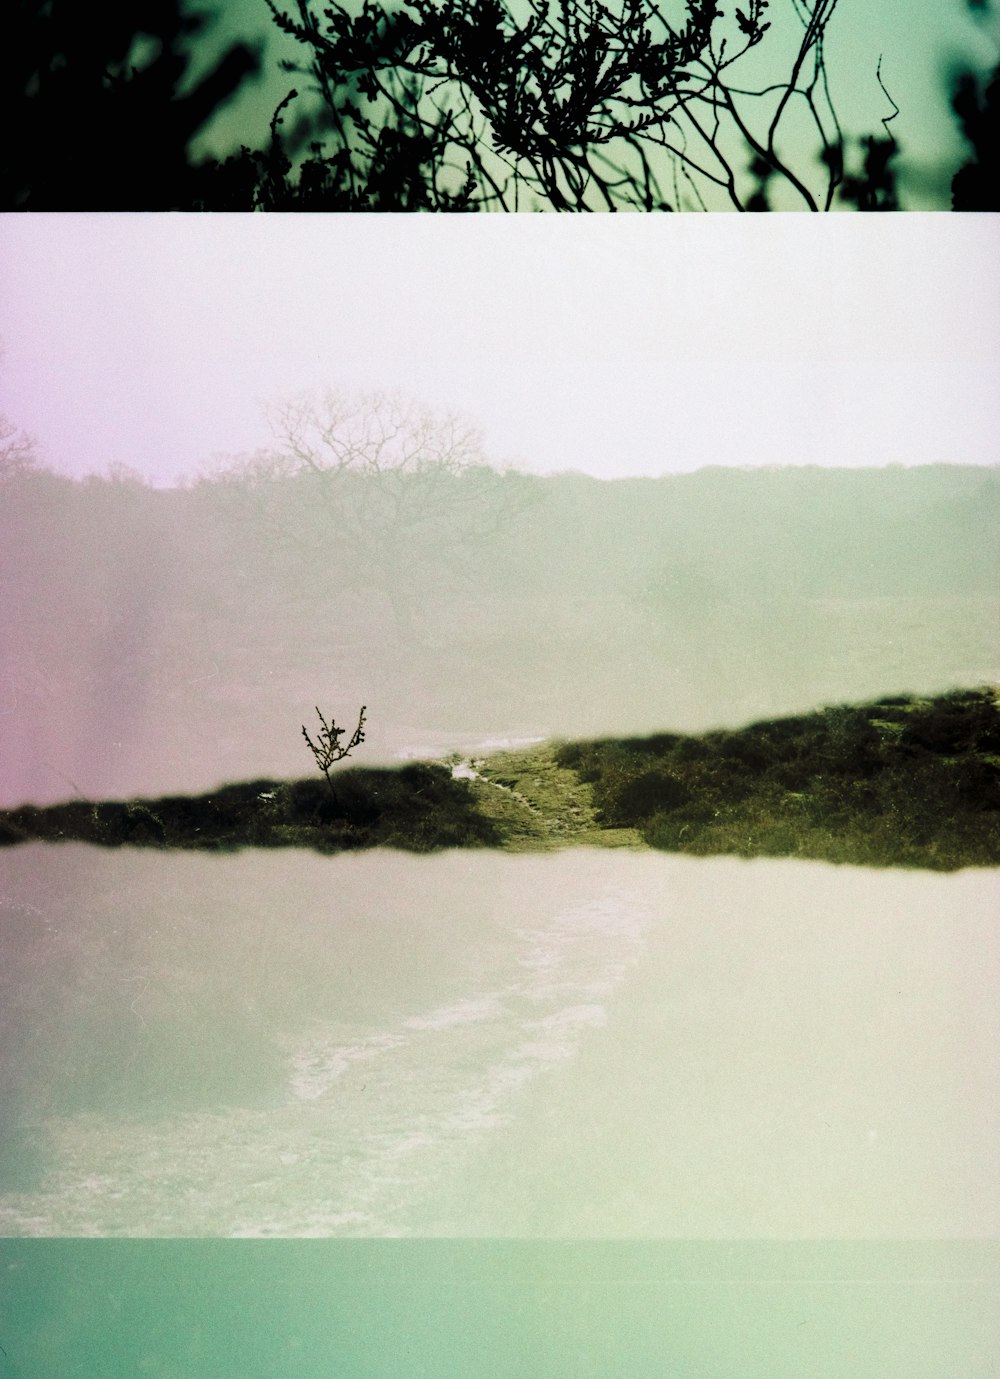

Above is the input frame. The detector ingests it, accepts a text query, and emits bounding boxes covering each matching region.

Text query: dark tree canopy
[3,0,259,208]
[2,0,997,207]
[951,59,1000,207]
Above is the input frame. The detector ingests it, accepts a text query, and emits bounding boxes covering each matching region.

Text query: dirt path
[448,743,646,852]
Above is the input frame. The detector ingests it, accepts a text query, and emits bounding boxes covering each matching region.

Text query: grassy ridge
[0,764,501,854]
[1,689,998,868]
[554,686,1000,870]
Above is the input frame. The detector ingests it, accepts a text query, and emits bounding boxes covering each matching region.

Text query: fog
[1,460,996,807]
[1,215,998,1374]
[3,217,999,486]
[2,845,996,1238]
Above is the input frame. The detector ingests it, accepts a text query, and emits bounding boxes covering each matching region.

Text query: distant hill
[1,463,997,804]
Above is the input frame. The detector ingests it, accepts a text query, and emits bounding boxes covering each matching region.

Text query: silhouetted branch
[256,0,905,208]
[9,0,967,208]
[3,0,261,209]
[302,704,367,790]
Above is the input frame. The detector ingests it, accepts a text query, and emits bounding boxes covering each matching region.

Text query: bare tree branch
[216,388,541,639]
[302,704,367,790]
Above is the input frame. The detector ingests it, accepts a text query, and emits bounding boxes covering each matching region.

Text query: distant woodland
[1,461,997,804]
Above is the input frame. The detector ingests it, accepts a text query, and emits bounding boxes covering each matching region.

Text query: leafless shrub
[302,704,367,790]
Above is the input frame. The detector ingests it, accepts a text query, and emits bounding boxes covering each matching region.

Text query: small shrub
[712,733,770,770]
[943,758,1000,812]
[672,736,711,763]
[302,704,367,790]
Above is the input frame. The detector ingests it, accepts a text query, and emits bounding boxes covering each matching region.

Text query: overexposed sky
[1,214,998,485]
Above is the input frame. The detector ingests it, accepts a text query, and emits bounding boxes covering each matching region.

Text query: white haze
[2,846,996,1238]
[1,215,998,485]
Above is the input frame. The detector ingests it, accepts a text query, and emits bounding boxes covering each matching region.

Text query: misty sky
[1,214,998,487]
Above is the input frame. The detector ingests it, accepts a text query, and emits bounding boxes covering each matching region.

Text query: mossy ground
[2,689,997,869]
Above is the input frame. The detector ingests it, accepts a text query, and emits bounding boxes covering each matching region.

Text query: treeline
[1,461,997,803]
[3,460,996,610]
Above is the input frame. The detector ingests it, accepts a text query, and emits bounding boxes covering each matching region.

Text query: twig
[302,705,367,791]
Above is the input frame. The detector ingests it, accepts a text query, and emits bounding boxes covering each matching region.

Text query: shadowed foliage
[3,0,259,208]
[951,59,1000,206]
[0,763,503,854]
[950,0,1000,207]
[6,0,994,208]
[555,686,1000,869]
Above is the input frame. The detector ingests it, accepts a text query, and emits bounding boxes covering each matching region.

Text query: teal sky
[1,215,997,485]
[186,0,1000,209]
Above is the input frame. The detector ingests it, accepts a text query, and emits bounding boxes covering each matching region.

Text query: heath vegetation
[2,689,997,869]
[554,685,1000,869]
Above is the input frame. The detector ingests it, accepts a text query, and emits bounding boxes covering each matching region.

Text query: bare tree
[218,388,540,637]
[302,704,367,789]
[0,415,38,482]
[261,0,898,209]
[0,346,40,480]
